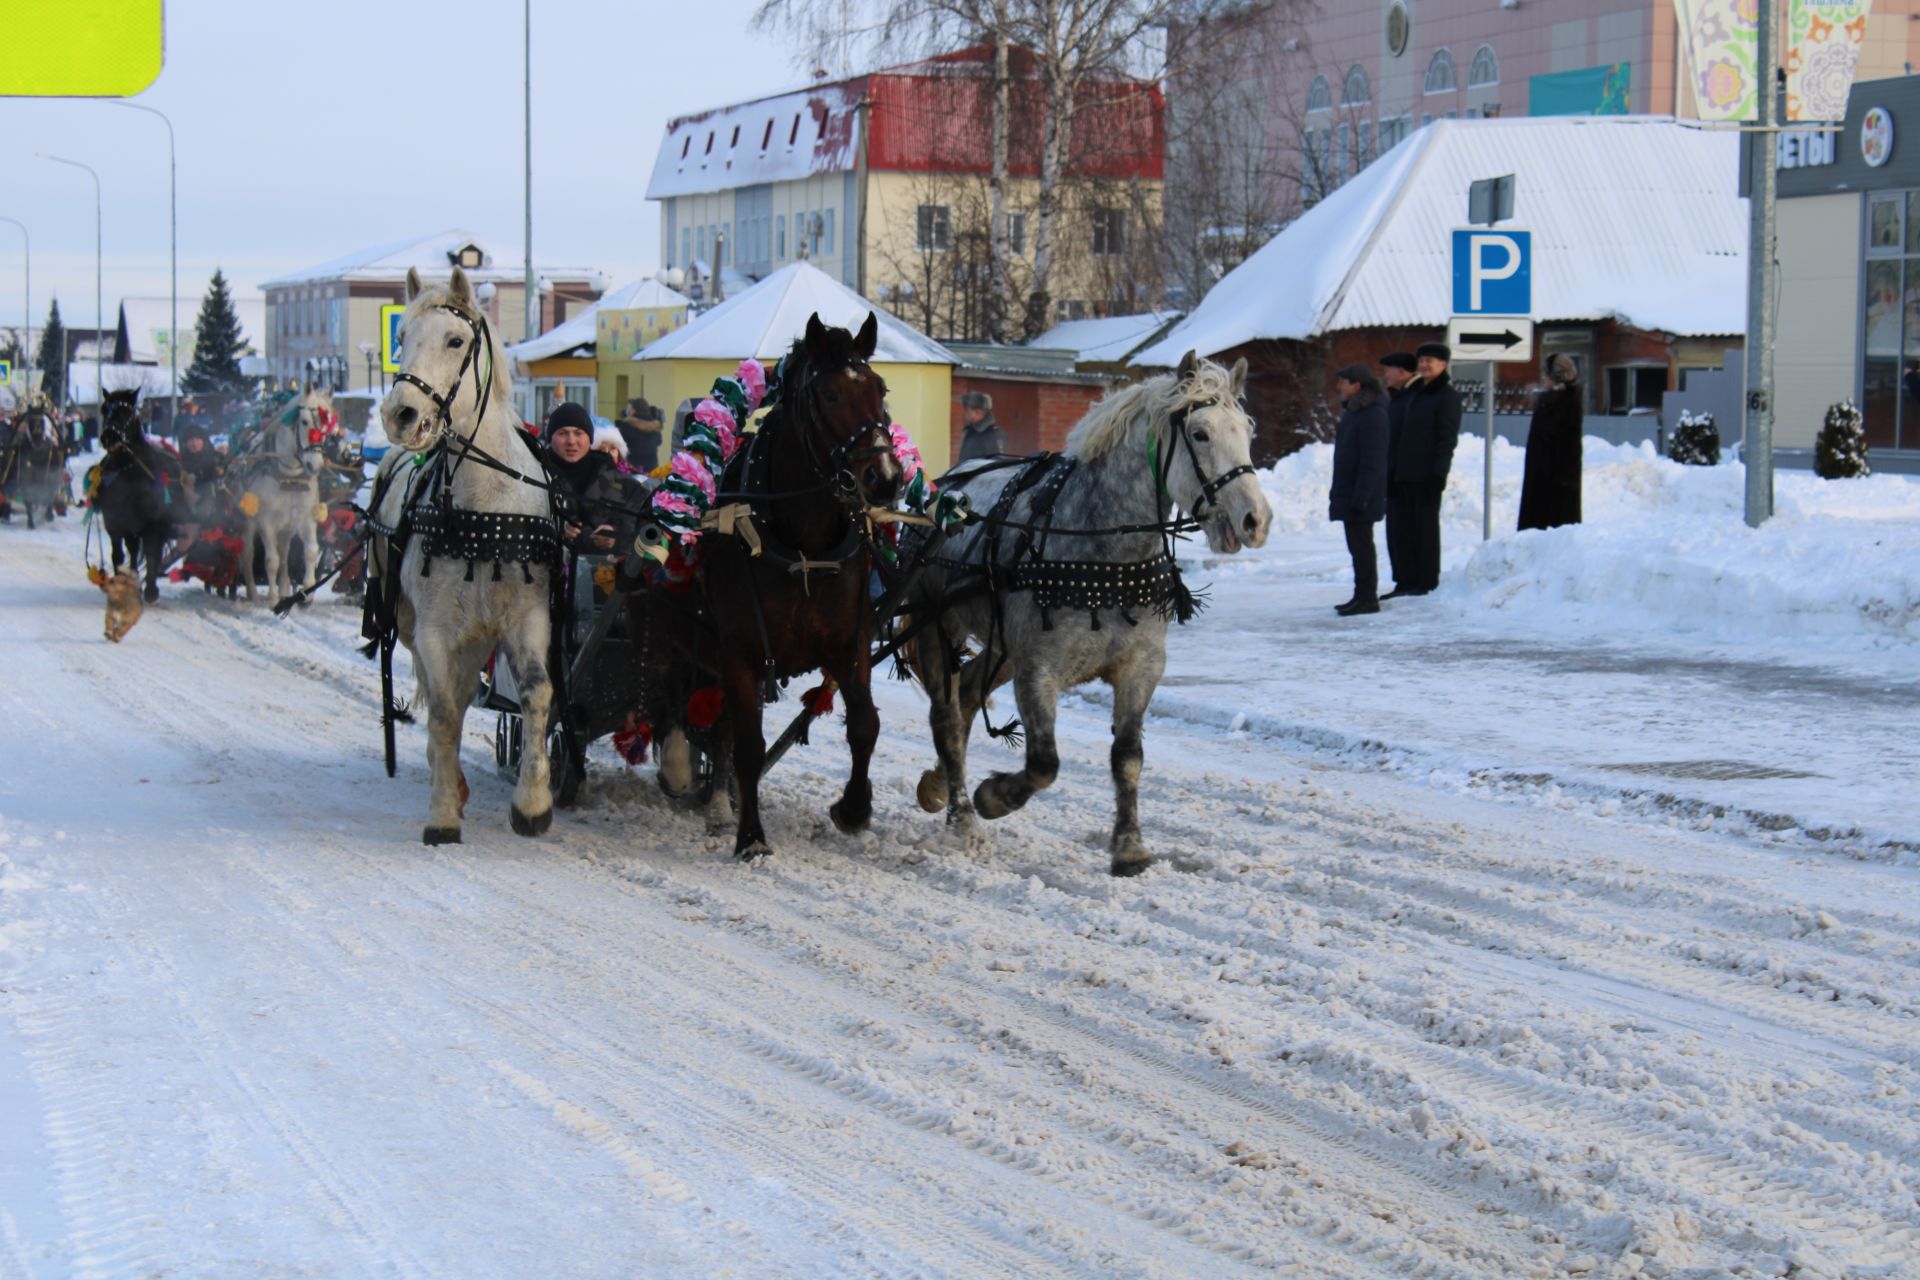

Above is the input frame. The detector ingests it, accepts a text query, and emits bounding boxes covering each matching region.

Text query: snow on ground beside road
[2,481,1919,1278]
[1252,437,1920,648]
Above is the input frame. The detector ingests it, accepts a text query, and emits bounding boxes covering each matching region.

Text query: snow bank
[1253,437,1920,648]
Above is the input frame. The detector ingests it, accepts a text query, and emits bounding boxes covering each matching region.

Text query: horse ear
[449,266,475,307]
[1176,350,1198,380]
[1229,357,1248,396]
[405,266,424,302]
[854,312,878,359]
[805,312,826,350]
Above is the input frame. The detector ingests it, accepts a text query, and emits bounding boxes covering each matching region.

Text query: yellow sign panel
[380,304,406,374]
[3,1,164,97]
[0,360,12,382]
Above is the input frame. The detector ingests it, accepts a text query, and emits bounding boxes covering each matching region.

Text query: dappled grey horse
[906,352,1272,875]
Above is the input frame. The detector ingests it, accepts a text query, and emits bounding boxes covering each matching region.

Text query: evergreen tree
[1813,400,1871,479]
[34,298,65,406]
[1668,410,1720,466]
[182,268,250,395]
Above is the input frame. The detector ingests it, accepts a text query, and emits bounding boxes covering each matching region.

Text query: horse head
[100,389,145,452]
[782,312,902,509]
[1162,351,1272,555]
[381,265,496,454]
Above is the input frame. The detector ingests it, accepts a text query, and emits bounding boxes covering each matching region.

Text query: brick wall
[951,374,1106,457]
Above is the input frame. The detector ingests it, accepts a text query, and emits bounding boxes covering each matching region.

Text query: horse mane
[1065,361,1238,460]
[775,324,864,406]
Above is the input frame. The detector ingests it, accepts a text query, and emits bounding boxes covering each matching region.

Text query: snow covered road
[2,514,1917,1279]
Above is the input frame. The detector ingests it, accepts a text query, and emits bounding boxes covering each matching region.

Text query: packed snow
[1,440,1917,1278]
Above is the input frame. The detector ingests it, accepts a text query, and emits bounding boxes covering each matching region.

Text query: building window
[1469,45,1499,88]
[1425,48,1457,94]
[1009,211,1027,255]
[729,125,740,148]
[697,225,707,263]
[680,136,690,159]
[823,207,835,254]
[1306,75,1332,113]
[917,204,951,252]
[789,114,801,146]
[1057,299,1088,322]
[1379,116,1411,151]
[1343,65,1370,107]
[761,119,774,150]
[1604,365,1666,415]
[704,131,714,155]
[1859,189,1920,451]
[1335,123,1350,181]
[1358,120,1374,168]
[776,214,786,259]
[1091,208,1126,256]
[681,226,691,266]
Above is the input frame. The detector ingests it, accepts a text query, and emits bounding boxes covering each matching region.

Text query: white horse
[234,388,331,603]
[367,266,557,844]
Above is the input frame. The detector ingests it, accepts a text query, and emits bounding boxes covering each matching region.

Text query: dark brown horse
[696,313,903,860]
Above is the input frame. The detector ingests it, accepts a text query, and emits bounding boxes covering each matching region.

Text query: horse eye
[447,336,465,349]
[1192,430,1210,443]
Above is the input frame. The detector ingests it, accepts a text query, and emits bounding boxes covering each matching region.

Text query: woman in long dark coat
[1328,365,1390,615]
[1518,353,1583,530]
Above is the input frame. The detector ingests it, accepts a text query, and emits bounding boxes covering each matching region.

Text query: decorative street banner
[1528,64,1632,117]
[1673,0,1760,121]
[1787,0,1876,122]
[1,0,163,97]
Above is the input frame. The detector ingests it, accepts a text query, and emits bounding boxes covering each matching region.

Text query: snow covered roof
[633,262,954,366]
[1030,311,1180,364]
[1134,116,1746,367]
[118,296,264,363]
[646,81,863,200]
[259,230,601,290]
[597,278,692,311]
[505,278,696,366]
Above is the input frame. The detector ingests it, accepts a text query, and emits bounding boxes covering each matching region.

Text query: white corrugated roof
[1134,116,1747,367]
[259,229,600,290]
[1030,311,1181,364]
[633,262,953,365]
[646,82,863,199]
[505,278,695,366]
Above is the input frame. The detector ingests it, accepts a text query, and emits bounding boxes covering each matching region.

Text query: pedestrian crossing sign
[381,304,405,374]
[0,360,11,383]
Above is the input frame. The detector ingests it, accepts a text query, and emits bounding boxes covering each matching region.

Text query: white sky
[0,0,833,334]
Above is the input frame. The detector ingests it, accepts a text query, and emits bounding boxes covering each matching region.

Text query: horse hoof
[829,798,870,835]
[735,839,771,862]
[422,826,461,846]
[142,583,159,603]
[915,769,948,813]
[1109,853,1152,877]
[510,804,552,837]
[973,778,1014,820]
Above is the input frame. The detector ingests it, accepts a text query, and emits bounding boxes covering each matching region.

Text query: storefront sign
[1862,106,1895,166]
[1778,129,1838,169]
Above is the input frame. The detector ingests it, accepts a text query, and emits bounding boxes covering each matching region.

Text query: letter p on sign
[1451,228,1531,316]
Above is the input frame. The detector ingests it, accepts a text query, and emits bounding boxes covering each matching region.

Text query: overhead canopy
[634,261,954,366]
[1134,116,1746,367]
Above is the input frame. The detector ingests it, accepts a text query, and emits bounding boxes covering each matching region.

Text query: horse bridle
[1161,389,1257,519]
[790,356,895,508]
[388,302,495,464]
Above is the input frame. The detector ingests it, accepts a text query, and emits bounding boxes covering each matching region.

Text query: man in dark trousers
[956,391,1006,462]
[1377,352,1418,598]
[1383,341,1461,597]
[1329,365,1390,615]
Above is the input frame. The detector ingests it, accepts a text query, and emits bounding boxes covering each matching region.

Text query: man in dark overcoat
[1377,352,1418,597]
[1383,341,1461,597]
[1517,353,1584,530]
[1329,365,1390,615]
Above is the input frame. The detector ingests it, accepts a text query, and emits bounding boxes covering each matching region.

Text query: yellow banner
[1674,0,1760,121]
[1787,0,1875,122]
[2,1,164,97]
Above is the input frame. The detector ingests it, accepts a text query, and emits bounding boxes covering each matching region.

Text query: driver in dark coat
[1384,342,1461,597]
[1328,365,1390,616]
[1517,353,1584,531]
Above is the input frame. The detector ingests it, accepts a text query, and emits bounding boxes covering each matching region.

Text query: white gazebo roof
[1134,116,1747,366]
[505,277,696,367]
[633,262,954,365]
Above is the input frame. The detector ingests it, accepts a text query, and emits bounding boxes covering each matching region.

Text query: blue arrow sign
[1452,228,1532,316]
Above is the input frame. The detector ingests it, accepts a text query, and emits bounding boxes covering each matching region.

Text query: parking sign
[1451,228,1532,316]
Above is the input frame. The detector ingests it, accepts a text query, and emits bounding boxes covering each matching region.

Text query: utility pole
[0,217,25,396]
[523,0,538,420]
[1743,3,1777,528]
[106,101,175,431]
[41,154,101,410]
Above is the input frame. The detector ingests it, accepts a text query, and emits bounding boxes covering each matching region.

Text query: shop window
[1869,195,1902,251]
[1604,365,1665,414]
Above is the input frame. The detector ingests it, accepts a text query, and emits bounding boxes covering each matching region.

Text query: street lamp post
[0,216,25,396]
[39,153,102,410]
[103,100,176,432]
[357,340,376,394]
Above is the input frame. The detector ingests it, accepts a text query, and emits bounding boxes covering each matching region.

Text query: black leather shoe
[1379,587,1407,601]
[1333,597,1356,613]
[1336,598,1380,616]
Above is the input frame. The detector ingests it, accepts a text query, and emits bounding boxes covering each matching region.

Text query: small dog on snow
[99,567,144,643]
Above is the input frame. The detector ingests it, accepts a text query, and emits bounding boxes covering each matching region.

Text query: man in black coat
[956,391,1007,463]
[1377,352,1418,597]
[1383,341,1461,597]
[1518,353,1584,530]
[1329,365,1390,615]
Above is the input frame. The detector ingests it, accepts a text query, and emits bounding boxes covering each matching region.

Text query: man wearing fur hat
[1382,341,1461,597]
[956,391,1006,463]
[1377,352,1419,599]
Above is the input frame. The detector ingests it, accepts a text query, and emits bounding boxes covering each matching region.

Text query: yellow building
[631,261,955,474]
[505,278,692,424]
